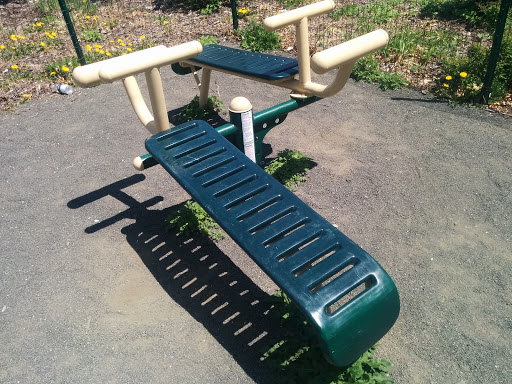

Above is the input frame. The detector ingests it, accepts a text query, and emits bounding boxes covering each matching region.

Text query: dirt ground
[0,63,511,383]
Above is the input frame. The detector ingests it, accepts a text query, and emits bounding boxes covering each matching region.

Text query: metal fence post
[57,0,86,66]
[231,0,239,30]
[480,0,511,104]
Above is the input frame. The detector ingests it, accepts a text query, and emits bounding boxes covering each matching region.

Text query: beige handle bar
[263,0,335,31]
[72,41,203,134]
[72,42,202,87]
[311,29,389,74]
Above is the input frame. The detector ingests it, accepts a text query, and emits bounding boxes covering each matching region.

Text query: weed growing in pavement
[166,200,225,241]
[264,149,314,191]
[261,290,395,383]
[177,95,224,124]
[237,18,281,52]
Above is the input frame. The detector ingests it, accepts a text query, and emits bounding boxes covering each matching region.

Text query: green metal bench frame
[146,120,400,367]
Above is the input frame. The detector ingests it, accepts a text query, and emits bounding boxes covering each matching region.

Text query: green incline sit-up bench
[72,0,400,367]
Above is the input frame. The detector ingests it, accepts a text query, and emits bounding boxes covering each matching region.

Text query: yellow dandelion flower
[62,65,69,72]
[445,75,452,80]
[109,40,114,43]
[127,47,132,52]
[40,42,46,47]
[95,48,100,52]
[460,72,468,78]
[118,38,123,42]
[128,43,132,46]
[17,35,25,39]
[140,35,145,39]
[122,52,127,55]
[163,20,167,25]
[120,42,125,46]
[106,51,111,56]
[10,35,17,41]
[11,46,16,50]
[52,32,56,37]
[443,83,449,88]
[87,45,92,51]
[94,44,102,48]
[50,71,56,75]
[116,45,119,48]
[36,22,43,27]
[0,45,4,49]
[86,16,90,19]
[99,50,104,54]
[23,94,30,98]
[11,64,18,69]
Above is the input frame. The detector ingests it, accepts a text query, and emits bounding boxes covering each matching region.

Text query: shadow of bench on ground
[68,174,356,384]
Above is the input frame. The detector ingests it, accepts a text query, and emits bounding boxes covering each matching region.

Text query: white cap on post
[229,96,252,114]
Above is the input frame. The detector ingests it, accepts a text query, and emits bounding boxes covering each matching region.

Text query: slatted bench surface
[145,120,399,366]
[189,44,299,81]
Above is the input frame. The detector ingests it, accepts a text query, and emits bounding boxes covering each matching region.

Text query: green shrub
[200,0,223,14]
[238,18,281,52]
[435,39,512,103]
[420,0,503,31]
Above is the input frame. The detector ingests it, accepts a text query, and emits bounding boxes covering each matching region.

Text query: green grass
[36,0,97,15]
[420,0,503,31]
[237,18,281,52]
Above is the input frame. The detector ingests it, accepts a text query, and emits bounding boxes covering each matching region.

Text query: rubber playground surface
[1,69,511,383]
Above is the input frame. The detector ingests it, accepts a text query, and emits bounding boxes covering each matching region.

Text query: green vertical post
[230,0,239,30]
[57,0,86,66]
[480,0,511,104]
